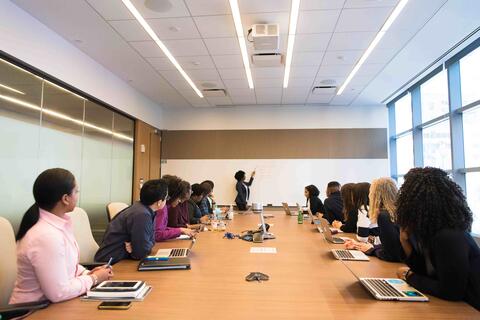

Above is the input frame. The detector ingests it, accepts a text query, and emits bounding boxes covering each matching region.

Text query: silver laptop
[318,218,345,244]
[281,202,297,216]
[359,277,429,302]
[153,238,196,258]
[331,249,369,261]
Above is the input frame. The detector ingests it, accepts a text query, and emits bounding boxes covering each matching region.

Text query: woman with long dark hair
[304,184,325,215]
[395,167,480,310]
[9,168,113,304]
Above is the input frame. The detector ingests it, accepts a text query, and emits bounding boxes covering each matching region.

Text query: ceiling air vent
[252,24,279,51]
[251,53,282,67]
[312,86,337,95]
[202,89,227,97]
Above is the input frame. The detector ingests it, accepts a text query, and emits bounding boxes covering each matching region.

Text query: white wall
[0,0,164,129]
[161,105,390,205]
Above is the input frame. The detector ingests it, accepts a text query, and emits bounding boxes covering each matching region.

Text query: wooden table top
[29,211,479,319]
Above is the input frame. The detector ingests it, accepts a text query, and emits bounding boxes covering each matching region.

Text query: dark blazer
[235,177,253,206]
[366,210,404,262]
[406,229,480,310]
[323,191,343,223]
[308,196,325,215]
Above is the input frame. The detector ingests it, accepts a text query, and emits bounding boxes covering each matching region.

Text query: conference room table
[29,210,478,319]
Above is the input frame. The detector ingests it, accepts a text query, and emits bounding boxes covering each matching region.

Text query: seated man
[95,179,167,264]
[188,183,210,225]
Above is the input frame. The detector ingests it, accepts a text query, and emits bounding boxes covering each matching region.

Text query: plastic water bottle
[228,205,234,220]
[297,207,303,224]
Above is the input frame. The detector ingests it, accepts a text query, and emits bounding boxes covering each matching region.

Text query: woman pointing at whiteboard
[234,170,255,211]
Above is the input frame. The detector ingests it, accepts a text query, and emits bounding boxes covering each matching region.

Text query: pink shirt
[9,209,93,304]
[154,205,182,241]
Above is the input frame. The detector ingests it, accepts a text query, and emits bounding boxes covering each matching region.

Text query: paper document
[250,247,277,254]
[175,235,191,240]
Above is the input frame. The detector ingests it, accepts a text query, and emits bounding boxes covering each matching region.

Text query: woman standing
[234,170,255,211]
[9,168,113,304]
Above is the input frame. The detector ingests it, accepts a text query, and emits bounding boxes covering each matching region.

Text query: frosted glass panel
[0,60,42,231]
[111,113,134,205]
[79,101,113,231]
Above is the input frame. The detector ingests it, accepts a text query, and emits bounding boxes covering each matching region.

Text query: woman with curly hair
[304,184,325,216]
[344,177,404,262]
[395,167,480,310]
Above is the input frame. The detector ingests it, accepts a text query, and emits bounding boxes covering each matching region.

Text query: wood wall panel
[162,128,388,159]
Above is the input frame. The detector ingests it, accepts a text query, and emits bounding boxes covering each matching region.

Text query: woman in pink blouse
[9,168,113,304]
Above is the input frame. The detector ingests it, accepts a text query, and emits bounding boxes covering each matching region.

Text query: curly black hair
[396,167,473,246]
[305,184,320,198]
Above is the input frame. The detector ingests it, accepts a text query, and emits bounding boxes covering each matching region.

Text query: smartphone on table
[97,301,131,310]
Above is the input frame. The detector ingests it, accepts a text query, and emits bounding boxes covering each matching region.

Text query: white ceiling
[10,0,466,109]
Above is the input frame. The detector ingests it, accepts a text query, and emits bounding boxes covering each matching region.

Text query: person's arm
[187,202,200,224]
[340,210,358,233]
[245,176,254,187]
[322,199,334,224]
[129,213,154,260]
[406,231,470,301]
[375,213,404,262]
[198,198,209,216]
[154,209,182,241]
[28,233,94,303]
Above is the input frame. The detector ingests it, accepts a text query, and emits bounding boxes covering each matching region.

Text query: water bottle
[228,205,234,220]
[297,207,303,224]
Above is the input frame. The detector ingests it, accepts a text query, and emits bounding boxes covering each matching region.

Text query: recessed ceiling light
[229,0,254,89]
[283,0,301,88]
[144,0,172,12]
[123,0,203,97]
[337,0,409,95]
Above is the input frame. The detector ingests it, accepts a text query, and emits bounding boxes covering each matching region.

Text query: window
[422,119,452,170]
[394,93,412,134]
[420,70,449,122]
[466,172,480,235]
[396,133,414,175]
[463,106,480,168]
[460,47,480,106]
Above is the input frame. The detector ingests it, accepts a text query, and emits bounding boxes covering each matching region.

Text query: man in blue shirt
[95,179,168,264]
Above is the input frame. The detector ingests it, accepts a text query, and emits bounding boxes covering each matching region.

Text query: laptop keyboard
[364,279,403,298]
[335,250,355,259]
[170,248,188,257]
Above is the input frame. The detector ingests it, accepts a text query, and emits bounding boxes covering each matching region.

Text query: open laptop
[151,238,196,259]
[318,218,345,244]
[259,210,275,240]
[359,277,429,302]
[331,249,369,261]
[281,202,297,216]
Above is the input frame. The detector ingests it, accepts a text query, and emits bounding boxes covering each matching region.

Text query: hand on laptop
[332,220,343,229]
[344,239,373,252]
[180,228,197,238]
[200,215,210,224]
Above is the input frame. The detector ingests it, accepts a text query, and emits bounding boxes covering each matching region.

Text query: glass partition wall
[0,57,134,240]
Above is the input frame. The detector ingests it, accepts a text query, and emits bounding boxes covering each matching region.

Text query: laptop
[149,238,196,259]
[359,277,429,302]
[331,249,369,261]
[281,202,297,216]
[138,257,191,271]
[318,218,345,244]
[259,210,275,240]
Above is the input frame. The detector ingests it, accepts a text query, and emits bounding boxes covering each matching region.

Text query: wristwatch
[401,269,412,281]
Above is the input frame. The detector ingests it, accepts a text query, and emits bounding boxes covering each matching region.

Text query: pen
[106,257,113,268]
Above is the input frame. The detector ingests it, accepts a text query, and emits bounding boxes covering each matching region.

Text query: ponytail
[16,203,40,241]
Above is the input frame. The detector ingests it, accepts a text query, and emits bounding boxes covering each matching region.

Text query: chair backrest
[0,217,17,306]
[106,202,128,221]
[68,207,99,264]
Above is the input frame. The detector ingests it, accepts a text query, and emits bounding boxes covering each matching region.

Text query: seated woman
[395,167,480,311]
[344,177,404,262]
[234,170,255,211]
[187,183,209,225]
[323,181,343,224]
[9,168,113,304]
[155,175,196,241]
[332,183,356,232]
[304,184,325,216]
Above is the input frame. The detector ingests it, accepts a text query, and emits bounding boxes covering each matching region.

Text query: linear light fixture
[0,94,133,142]
[283,0,301,88]
[121,0,203,97]
[0,83,25,95]
[337,0,409,95]
[229,0,254,89]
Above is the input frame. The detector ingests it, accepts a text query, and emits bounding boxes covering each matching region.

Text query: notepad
[250,247,277,254]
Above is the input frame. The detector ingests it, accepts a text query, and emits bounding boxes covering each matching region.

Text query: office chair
[106,202,128,222]
[68,207,99,265]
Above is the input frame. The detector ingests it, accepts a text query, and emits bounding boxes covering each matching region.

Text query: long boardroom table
[29,210,478,319]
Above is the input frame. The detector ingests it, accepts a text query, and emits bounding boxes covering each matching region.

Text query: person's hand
[396,267,411,281]
[92,267,113,283]
[344,239,357,250]
[88,265,112,274]
[332,220,343,229]
[400,228,409,243]
[355,242,373,252]
[200,215,210,224]
[124,242,132,254]
[251,170,256,177]
[180,228,197,237]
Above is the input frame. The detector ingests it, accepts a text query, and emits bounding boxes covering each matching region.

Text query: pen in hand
[106,257,113,269]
